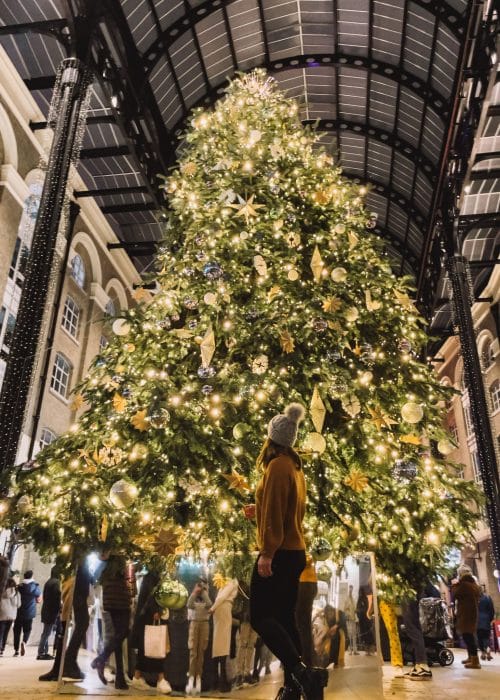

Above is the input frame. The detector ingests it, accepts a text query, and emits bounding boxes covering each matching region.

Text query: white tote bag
[144,621,170,659]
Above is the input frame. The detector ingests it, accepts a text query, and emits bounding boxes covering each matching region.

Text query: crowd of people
[0,403,498,699]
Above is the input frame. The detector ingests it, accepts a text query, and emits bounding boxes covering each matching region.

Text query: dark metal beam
[74,185,149,198]
[79,145,130,159]
[469,168,500,181]
[0,18,70,43]
[24,76,57,91]
[101,202,158,214]
[474,151,500,163]
[31,114,116,130]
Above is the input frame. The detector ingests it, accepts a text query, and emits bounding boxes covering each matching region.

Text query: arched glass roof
[0,0,497,320]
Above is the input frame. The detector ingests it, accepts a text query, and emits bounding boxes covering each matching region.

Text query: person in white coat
[210,577,238,692]
[0,577,19,655]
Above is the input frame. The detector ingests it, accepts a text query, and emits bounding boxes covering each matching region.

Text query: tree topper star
[229,194,265,222]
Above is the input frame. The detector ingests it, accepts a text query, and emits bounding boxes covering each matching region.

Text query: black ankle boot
[291,663,328,700]
[114,675,128,690]
[276,685,301,700]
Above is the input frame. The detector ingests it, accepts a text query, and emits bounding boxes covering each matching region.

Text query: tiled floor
[0,645,498,699]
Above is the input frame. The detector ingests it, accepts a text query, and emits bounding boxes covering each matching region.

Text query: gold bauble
[331,267,347,283]
[401,402,423,424]
[303,432,327,454]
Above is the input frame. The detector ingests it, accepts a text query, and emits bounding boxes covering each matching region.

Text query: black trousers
[250,549,306,676]
[462,632,478,657]
[97,608,130,679]
[64,604,89,671]
[0,619,13,650]
[477,628,491,652]
[13,616,33,651]
[296,581,318,666]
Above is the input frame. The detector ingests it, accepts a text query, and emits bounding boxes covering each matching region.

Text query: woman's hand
[257,555,273,578]
[153,612,161,621]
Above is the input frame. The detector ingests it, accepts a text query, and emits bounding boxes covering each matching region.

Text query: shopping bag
[144,621,170,658]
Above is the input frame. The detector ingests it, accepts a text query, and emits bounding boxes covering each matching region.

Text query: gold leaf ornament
[71,394,84,411]
[310,386,326,433]
[267,286,281,302]
[113,393,127,413]
[131,409,149,432]
[400,433,422,445]
[344,469,369,493]
[347,231,359,249]
[280,330,295,353]
[213,572,228,590]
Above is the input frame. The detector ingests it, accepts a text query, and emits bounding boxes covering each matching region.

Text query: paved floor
[0,645,498,699]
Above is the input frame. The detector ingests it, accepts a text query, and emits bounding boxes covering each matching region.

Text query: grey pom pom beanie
[268,403,306,447]
[457,563,473,579]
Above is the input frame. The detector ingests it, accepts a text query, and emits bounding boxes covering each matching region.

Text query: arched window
[61,295,80,337]
[482,342,496,369]
[70,254,86,288]
[105,298,116,317]
[39,428,57,448]
[50,352,72,398]
[490,379,500,413]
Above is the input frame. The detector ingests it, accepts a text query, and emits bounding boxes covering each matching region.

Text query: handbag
[144,620,170,659]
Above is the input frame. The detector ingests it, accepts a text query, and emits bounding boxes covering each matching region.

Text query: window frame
[490,379,500,414]
[70,254,86,289]
[61,295,80,339]
[39,427,57,448]
[50,352,72,399]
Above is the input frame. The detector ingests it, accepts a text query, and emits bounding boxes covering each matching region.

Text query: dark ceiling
[0,0,498,329]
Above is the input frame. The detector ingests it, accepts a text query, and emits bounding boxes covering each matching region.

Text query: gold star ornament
[153,527,180,557]
[368,406,398,430]
[230,194,265,222]
[223,471,250,493]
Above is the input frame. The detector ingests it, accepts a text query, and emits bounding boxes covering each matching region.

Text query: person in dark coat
[477,589,494,661]
[13,570,41,656]
[452,564,481,669]
[91,554,134,690]
[129,571,172,694]
[37,567,61,660]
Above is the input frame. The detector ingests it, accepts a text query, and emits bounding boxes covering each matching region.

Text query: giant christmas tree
[2,71,479,597]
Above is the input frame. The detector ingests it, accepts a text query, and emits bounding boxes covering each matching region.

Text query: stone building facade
[0,46,140,583]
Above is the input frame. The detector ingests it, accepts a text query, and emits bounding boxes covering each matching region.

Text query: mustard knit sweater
[256,454,306,558]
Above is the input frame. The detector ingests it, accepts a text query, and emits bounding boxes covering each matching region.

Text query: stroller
[400,597,454,667]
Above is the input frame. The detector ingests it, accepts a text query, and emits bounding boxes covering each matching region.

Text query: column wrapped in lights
[447,253,500,574]
[0,58,92,472]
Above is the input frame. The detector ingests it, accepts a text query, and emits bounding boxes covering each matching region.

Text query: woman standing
[249,403,328,700]
[452,564,481,669]
[0,576,18,655]
[210,576,238,692]
[130,571,172,694]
